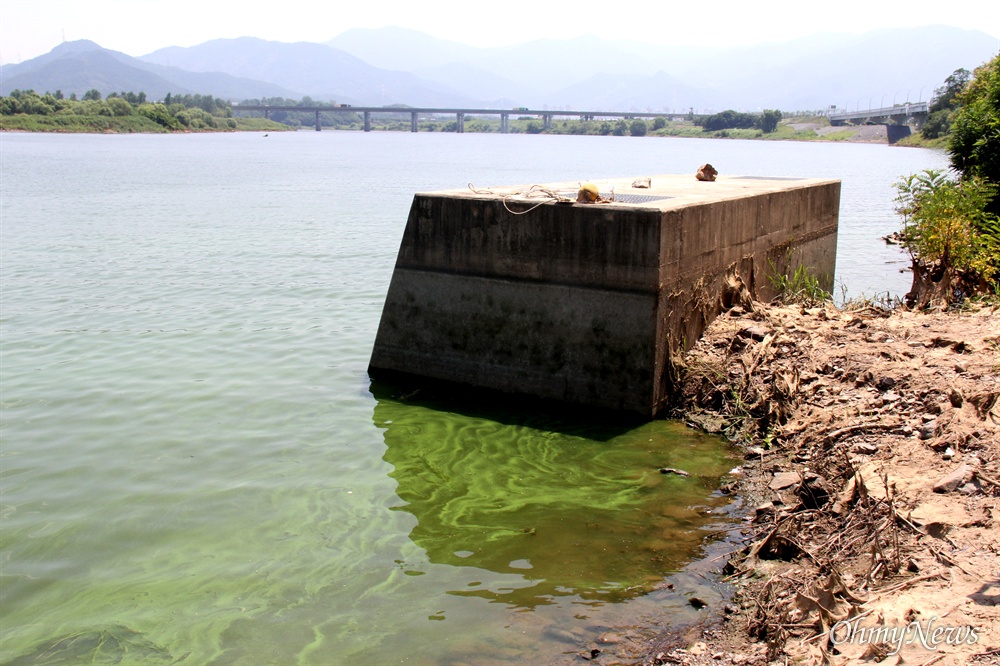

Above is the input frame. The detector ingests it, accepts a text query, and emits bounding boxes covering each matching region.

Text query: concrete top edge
[417,174,841,211]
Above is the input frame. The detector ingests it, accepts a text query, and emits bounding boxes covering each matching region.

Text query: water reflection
[371,378,740,609]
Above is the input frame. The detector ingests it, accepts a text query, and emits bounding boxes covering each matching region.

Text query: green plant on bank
[724,388,757,446]
[839,290,906,313]
[719,391,780,448]
[894,169,1000,305]
[767,258,831,305]
[894,55,1000,308]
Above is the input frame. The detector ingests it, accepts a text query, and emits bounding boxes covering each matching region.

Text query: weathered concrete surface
[368,174,840,417]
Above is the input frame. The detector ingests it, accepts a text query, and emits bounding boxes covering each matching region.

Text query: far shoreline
[0,119,932,147]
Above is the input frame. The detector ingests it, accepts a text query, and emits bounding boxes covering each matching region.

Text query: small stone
[877,376,896,391]
[798,474,830,509]
[689,597,708,610]
[924,522,951,539]
[955,361,969,374]
[902,425,914,435]
[755,502,776,518]
[769,471,801,490]
[933,464,975,493]
[853,443,878,455]
[659,467,691,477]
[738,326,771,342]
[689,641,708,654]
[919,423,937,440]
[949,389,964,408]
[598,632,621,644]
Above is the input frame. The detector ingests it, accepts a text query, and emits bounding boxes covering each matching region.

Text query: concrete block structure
[368,174,840,417]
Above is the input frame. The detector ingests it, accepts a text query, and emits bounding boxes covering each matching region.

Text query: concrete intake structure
[368,174,840,418]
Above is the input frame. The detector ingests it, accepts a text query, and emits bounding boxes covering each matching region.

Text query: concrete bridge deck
[828,102,928,143]
[368,173,840,417]
[234,104,690,132]
[828,101,928,125]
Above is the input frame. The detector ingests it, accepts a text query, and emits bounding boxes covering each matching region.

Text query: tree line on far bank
[698,109,783,133]
[0,89,284,132]
[1,87,786,137]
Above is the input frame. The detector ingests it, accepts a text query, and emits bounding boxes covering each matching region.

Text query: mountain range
[1,25,997,112]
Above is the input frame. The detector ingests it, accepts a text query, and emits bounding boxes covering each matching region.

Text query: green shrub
[894,169,1000,305]
[137,103,182,130]
[757,109,782,133]
[949,54,1000,196]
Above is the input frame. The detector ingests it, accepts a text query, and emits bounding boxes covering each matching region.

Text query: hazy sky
[2,0,998,65]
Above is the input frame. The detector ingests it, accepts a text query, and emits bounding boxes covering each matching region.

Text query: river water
[0,131,948,665]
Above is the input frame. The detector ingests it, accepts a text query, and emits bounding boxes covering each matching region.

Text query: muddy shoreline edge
[576,300,999,665]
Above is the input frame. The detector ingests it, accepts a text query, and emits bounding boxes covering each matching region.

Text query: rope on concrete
[468,183,579,215]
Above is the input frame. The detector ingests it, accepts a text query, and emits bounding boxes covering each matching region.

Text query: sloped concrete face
[369,175,840,417]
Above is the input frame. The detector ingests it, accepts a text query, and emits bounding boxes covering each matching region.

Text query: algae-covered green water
[1,131,948,664]
[376,385,740,610]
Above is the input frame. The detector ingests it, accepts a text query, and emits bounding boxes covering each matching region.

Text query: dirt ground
[788,123,888,142]
[584,299,1000,665]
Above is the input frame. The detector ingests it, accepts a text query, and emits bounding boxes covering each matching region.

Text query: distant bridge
[233,105,687,133]
[828,101,929,143]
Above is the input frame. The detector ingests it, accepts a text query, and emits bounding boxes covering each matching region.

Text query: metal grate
[602,193,674,204]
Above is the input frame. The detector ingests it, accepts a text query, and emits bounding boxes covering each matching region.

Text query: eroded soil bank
[576,300,999,665]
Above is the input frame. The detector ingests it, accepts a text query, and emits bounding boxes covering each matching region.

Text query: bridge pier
[364,111,371,132]
[500,113,509,134]
[315,110,321,132]
[456,112,465,133]
[886,124,912,145]
[411,111,418,133]
[542,114,552,130]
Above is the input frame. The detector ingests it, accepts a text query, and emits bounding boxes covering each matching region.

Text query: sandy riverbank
[788,122,890,143]
[575,298,999,665]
